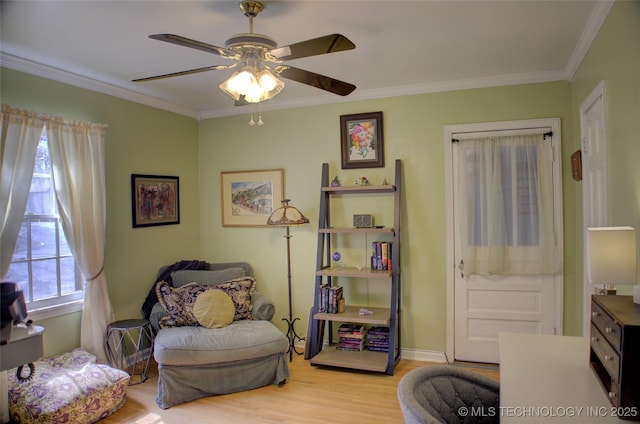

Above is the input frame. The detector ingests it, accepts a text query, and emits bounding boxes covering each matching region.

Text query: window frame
[7,131,84,320]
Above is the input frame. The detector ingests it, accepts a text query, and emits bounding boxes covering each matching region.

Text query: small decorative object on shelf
[353,214,374,228]
[330,176,341,187]
[382,177,389,185]
[355,176,369,186]
[332,251,343,268]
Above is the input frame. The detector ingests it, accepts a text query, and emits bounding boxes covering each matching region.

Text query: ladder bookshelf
[308,159,401,375]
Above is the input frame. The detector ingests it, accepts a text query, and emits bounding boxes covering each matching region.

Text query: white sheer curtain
[47,118,113,364]
[457,133,559,275]
[0,105,45,277]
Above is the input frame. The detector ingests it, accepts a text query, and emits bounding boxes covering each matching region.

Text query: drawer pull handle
[604,355,613,361]
[591,336,598,342]
[609,391,616,399]
[592,311,599,317]
[605,327,613,333]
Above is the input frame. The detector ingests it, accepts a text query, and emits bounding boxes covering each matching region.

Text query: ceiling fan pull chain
[257,103,264,126]
[249,113,255,126]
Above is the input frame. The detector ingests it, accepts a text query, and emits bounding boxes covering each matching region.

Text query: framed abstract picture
[340,111,384,169]
[220,168,284,227]
[131,174,180,228]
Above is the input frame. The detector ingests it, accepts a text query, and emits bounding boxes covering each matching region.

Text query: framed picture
[131,174,180,228]
[340,111,384,169]
[221,168,284,227]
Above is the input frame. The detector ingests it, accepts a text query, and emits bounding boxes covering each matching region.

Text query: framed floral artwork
[131,174,180,228]
[220,168,284,227]
[340,111,384,169]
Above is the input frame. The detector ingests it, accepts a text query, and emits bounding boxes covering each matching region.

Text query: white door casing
[580,80,608,336]
[444,118,564,364]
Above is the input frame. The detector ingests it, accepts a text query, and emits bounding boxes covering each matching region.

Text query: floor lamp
[267,199,310,361]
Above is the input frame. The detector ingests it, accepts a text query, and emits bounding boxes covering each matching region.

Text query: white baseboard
[400,348,448,363]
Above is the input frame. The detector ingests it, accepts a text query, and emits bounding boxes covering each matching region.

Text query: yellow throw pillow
[192,289,235,328]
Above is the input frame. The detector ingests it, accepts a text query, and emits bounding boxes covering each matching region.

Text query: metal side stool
[105,319,154,385]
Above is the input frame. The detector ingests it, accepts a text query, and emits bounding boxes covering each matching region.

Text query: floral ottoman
[8,348,129,423]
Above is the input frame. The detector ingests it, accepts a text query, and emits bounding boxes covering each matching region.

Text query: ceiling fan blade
[132,65,232,82]
[149,34,238,59]
[276,66,356,96]
[269,34,355,61]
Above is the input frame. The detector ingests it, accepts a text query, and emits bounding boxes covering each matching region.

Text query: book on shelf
[371,241,392,271]
[318,284,344,313]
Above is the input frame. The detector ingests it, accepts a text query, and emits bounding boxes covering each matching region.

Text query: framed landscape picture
[131,174,180,228]
[340,111,384,169]
[220,168,284,227]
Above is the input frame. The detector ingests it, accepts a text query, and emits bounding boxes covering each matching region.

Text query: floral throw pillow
[155,276,256,328]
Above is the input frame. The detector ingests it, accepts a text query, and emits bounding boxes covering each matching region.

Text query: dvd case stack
[367,326,389,352]
[337,323,367,351]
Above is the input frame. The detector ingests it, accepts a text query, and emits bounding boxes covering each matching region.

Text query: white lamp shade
[219,65,284,103]
[586,227,637,285]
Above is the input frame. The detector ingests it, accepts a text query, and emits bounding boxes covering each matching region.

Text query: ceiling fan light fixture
[219,65,283,103]
[135,1,356,104]
[257,68,283,93]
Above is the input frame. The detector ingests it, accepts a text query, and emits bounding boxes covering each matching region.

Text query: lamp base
[282,315,305,362]
[594,286,617,295]
[633,285,640,305]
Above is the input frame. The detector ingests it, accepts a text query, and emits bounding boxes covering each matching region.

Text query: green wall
[1,0,638,358]
[198,82,576,353]
[1,68,201,357]
[570,0,640,302]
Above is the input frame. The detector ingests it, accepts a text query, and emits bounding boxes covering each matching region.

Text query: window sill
[28,300,83,322]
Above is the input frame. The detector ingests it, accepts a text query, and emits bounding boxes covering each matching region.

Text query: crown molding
[199,69,567,119]
[564,0,615,81]
[1,52,199,119]
[2,51,577,121]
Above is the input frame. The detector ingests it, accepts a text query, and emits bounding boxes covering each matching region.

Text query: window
[463,143,541,247]
[456,132,559,275]
[6,131,83,315]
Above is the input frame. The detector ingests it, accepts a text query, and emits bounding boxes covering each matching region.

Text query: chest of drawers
[590,295,640,414]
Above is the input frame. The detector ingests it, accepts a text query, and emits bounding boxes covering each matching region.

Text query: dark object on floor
[397,365,500,424]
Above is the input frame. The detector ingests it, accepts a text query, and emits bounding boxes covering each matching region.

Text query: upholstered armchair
[146,261,289,409]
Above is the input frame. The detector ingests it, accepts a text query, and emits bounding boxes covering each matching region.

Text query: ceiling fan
[133,1,356,104]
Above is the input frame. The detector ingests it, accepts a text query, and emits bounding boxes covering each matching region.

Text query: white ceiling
[0,1,612,120]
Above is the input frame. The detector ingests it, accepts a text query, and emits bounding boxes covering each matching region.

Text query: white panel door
[454,273,555,363]
[447,119,563,364]
[580,81,608,335]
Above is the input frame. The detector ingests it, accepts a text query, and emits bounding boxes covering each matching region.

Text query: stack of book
[367,326,390,352]
[318,284,344,313]
[337,323,367,351]
[371,241,392,271]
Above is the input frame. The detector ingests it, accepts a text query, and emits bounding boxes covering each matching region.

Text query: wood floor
[103,355,499,424]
